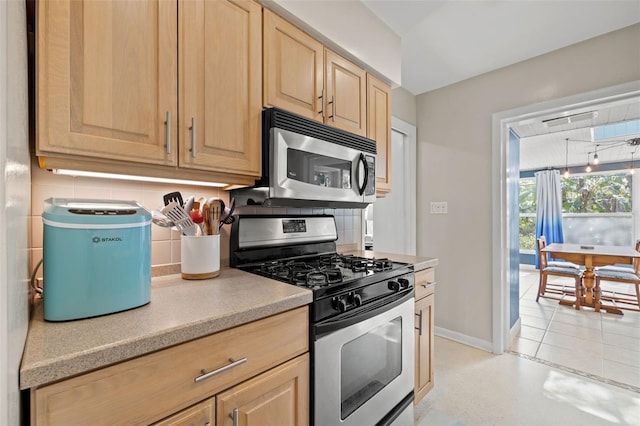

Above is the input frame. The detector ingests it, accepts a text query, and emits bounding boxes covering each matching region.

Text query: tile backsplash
[29,160,363,280]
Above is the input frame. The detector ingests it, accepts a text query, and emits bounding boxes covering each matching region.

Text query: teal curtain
[535,169,564,267]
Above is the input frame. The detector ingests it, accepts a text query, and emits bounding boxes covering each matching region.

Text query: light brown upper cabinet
[263,9,367,137]
[325,49,367,137]
[367,74,391,196]
[37,0,262,185]
[179,0,262,177]
[37,0,178,165]
[263,9,323,121]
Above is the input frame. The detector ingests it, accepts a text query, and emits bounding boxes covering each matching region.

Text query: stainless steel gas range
[230,215,415,426]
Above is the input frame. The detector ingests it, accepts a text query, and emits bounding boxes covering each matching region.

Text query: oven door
[314,293,414,426]
[271,127,376,204]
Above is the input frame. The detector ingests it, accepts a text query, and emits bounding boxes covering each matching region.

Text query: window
[519,172,633,251]
[594,119,640,141]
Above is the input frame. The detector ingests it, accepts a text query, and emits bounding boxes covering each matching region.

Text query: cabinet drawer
[415,268,435,300]
[32,307,309,426]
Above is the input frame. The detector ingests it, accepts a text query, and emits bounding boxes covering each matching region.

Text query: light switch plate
[430,201,448,214]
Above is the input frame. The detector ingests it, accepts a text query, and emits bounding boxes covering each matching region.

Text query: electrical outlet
[430,201,448,214]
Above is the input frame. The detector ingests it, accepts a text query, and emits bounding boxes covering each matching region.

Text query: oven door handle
[356,153,369,196]
[314,290,413,339]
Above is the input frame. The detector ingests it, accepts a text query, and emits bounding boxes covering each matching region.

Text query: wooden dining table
[541,243,640,315]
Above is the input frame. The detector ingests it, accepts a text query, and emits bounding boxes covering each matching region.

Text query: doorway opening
[492,81,640,355]
[365,117,416,256]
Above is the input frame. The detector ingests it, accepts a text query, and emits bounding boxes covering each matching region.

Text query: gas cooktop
[254,254,396,286]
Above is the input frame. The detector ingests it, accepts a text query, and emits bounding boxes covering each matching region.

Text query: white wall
[416,24,640,348]
[0,0,30,424]
[392,87,417,126]
[261,0,401,85]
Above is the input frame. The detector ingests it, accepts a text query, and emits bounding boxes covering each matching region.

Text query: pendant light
[593,145,599,165]
[563,138,570,177]
[585,153,592,173]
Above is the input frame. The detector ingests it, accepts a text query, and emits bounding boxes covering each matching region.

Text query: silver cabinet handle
[415,310,423,336]
[319,89,324,117]
[329,95,335,121]
[164,111,172,154]
[194,357,247,383]
[231,408,239,426]
[189,117,197,158]
[422,281,436,288]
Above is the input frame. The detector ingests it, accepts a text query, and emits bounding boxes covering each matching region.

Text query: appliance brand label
[92,236,124,243]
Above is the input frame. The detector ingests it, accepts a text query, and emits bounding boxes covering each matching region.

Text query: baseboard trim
[434,326,493,353]
[509,317,522,346]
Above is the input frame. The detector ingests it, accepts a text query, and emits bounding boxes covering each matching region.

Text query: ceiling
[361,0,640,172]
[516,98,640,171]
[362,0,640,95]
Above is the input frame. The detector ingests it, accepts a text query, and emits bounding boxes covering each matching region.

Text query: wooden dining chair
[536,236,584,302]
[594,241,640,309]
[595,239,640,273]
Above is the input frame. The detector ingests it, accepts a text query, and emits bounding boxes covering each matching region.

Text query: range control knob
[348,292,363,307]
[388,280,401,292]
[398,278,410,289]
[332,297,348,313]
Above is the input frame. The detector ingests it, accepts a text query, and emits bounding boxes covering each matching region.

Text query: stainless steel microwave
[231,108,376,208]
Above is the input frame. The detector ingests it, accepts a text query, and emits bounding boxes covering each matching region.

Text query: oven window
[287,148,352,189]
[340,317,402,420]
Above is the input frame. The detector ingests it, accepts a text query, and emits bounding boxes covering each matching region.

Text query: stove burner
[318,254,342,267]
[339,255,394,273]
[306,272,329,286]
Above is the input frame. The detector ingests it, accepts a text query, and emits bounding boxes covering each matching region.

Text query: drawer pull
[422,281,436,288]
[415,310,423,336]
[194,357,247,383]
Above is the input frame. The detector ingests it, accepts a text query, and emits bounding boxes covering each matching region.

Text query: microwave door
[271,128,363,203]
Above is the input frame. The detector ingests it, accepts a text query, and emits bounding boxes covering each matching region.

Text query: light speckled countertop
[342,250,438,271]
[20,267,312,389]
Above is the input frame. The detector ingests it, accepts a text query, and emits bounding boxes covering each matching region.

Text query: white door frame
[364,117,416,255]
[491,80,640,354]
[393,117,417,255]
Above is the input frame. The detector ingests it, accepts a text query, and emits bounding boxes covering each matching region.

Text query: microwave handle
[357,153,369,195]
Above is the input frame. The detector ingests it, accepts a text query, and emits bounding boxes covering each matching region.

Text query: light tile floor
[510,265,640,390]
[415,336,640,426]
[413,266,640,425]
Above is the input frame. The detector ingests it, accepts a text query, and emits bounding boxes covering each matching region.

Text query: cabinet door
[263,9,324,122]
[37,0,177,165]
[324,49,366,137]
[414,293,435,403]
[367,74,392,196]
[180,0,262,176]
[216,354,310,426]
[153,397,214,426]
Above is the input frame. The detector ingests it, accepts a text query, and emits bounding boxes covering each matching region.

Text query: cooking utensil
[218,197,236,232]
[162,191,184,207]
[183,195,195,215]
[204,197,224,235]
[151,210,174,228]
[162,201,196,236]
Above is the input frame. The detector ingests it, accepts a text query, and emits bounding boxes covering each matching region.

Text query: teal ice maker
[42,198,152,321]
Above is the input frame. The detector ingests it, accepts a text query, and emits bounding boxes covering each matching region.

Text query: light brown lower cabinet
[30,307,309,426]
[154,354,309,426]
[216,353,309,426]
[414,268,435,404]
[153,397,215,426]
